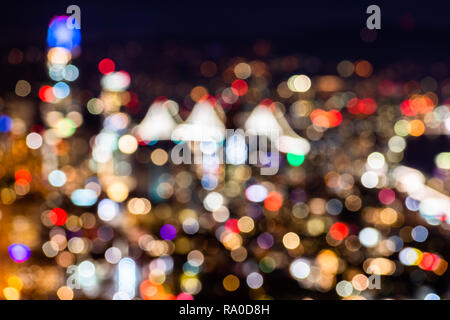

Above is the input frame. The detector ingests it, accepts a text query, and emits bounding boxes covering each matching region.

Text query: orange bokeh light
[264,191,283,211]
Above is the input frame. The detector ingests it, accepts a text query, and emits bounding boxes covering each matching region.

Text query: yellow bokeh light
[234,62,252,79]
[151,148,169,166]
[288,74,311,92]
[107,181,129,202]
[118,134,138,154]
[223,274,240,292]
[306,217,325,236]
[3,287,20,300]
[380,208,398,225]
[57,286,74,300]
[7,276,23,291]
[237,216,254,233]
[127,197,151,215]
[222,232,243,250]
[282,232,300,249]
[351,274,369,291]
[316,249,339,274]
[47,47,71,65]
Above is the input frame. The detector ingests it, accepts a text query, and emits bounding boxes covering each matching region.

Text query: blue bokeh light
[0,115,13,133]
[47,16,81,51]
[8,244,31,263]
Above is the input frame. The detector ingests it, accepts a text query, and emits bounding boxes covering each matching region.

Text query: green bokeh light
[259,256,276,273]
[287,153,305,166]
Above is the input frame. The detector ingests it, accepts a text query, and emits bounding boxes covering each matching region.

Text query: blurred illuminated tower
[90,65,135,204]
[171,94,226,193]
[0,13,83,299]
[133,96,181,202]
[2,14,87,300]
[135,97,180,142]
[91,69,134,203]
[244,98,310,159]
[0,109,48,299]
[41,19,82,229]
[170,95,229,298]
[171,95,227,207]
[77,59,139,299]
[40,14,82,175]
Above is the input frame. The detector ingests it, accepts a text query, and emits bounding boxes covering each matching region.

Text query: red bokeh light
[199,94,217,107]
[400,99,416,116]
[259,98,275,111]
[225,219,240,233]
[98,58,115,75]
[329,222,349,240]
[378,79,399,97]
[15,169,31,186]
[419,252,441,271]
[176,293,194,300]
[39,85,55,102]
[49,208,68,226]
[360,98,377,114]
[378,188,396,205]
[231,79,248,96]
[347,97,377,115]
[154,96,168,103]
[124,91,140,114]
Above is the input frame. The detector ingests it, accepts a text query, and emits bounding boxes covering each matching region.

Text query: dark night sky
[2,1,450,62]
